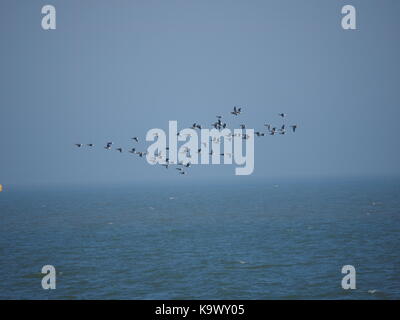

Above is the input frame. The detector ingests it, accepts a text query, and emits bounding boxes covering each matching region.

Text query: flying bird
[231,106,242,115]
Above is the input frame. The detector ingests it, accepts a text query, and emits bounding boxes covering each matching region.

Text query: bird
[137,151,147,157]
[180,147,190,153]
[104,142,113,149]
[231,106,242,115]
[73,104,299,177]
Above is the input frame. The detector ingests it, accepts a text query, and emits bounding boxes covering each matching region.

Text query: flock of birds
[75,106,298,175]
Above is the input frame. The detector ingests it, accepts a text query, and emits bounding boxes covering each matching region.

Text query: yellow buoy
[0,184,2,192]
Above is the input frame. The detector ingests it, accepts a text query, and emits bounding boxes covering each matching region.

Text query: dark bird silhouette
[231,106,242,115]
[137,151,147,157]
[104,142,113,149]
[75,144,83,148]
[290,125,297,132]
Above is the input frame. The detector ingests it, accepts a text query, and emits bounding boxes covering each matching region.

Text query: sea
[0,177,399,299]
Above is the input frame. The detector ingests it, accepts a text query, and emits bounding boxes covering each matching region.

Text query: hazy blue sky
[0,0,399,186]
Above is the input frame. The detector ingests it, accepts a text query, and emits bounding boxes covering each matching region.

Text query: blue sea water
[0,177,399,299]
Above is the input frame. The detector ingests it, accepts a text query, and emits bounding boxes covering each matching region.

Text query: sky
[0,0,399,186]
